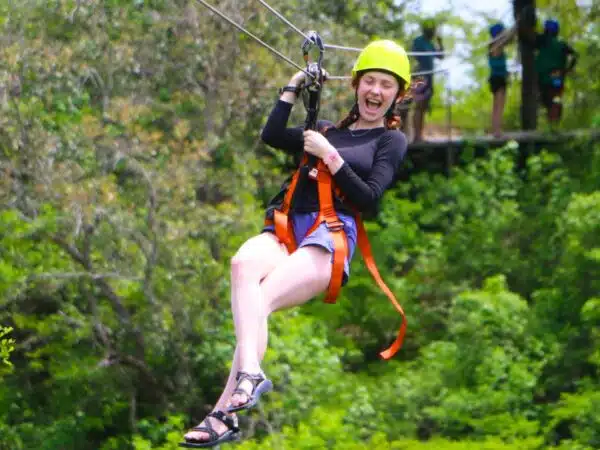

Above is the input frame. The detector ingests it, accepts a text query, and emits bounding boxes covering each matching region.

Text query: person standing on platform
[534,19,578,124]
[488,22,517,138]
[520,15,578,125]
[410,18,445,143]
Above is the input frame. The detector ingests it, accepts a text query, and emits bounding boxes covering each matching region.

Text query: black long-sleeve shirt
[261,100,407,217]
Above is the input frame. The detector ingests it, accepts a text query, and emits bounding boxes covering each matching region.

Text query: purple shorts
[263,212,357,285]
[414,76,433,105]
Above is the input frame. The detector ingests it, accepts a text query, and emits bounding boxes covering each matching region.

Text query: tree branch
[50,235,134,325]
[68,0,82,23]
[121,157,159,307]
[29,272,142,281]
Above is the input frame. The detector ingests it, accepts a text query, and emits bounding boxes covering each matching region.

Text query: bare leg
[491,88,506,137]
[230,237,277,375]
[211,320,271,413]
[261,246,332,312]
[184,232,287,443]
[228,244,332,408]
[491,92,498,135]
[413,102,425,142]
[413,93,432,143]
[185,238,333,443]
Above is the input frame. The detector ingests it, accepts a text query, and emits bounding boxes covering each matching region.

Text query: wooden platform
[397,128,600,180]
[407,128,600,151]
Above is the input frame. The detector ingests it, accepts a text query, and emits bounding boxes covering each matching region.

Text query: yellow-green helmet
[351,39,411,86]
[421,18,437,32]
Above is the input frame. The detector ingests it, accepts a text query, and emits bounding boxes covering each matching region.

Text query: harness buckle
[325,220,345,232]
[308,167,319,179]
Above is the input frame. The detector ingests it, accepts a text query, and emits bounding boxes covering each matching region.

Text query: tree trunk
[514,0,537,130]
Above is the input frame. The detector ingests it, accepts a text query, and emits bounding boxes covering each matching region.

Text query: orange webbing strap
[270,155,308,254]
[326,231,347,303]
[302,160,347,304]
[266,156,405,357]
[317,160,347,304]
[355,215,407,360]
[273,209,296,253]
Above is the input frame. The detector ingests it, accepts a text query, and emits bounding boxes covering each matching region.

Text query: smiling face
[355,71,401,128]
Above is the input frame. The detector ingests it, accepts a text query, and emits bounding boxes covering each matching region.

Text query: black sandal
[179,410,240,448]
[226,371,273,413]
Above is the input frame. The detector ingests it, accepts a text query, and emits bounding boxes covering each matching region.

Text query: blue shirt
[488,52,508,78]
[411,35,436,72]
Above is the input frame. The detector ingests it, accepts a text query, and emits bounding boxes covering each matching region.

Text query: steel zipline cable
[254,1,450,58]
[195,0,520,81]
[327,23,522,80]
[196,0,449,80]
[194,0,314,78]
[256,0,311,41]
[324,42,448,57]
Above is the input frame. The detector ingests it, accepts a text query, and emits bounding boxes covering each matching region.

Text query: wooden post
[445,71,453,174]
[514,0,537,131]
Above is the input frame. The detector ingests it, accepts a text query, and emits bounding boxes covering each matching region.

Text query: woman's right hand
[288,71,306,88]
[288,68,329,87]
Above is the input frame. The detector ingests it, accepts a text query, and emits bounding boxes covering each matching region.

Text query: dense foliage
[0,1,598,449]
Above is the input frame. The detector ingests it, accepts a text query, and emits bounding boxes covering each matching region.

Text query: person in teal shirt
[521,16,578,124]
[410,19,444,142]
[488,22,516,138]
[533,19,577,123]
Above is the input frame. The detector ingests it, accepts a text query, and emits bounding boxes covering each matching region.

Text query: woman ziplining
[181,38,410,449]
[180,2,412,448]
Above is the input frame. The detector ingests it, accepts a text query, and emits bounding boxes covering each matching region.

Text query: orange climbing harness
[265,154,407,359]
[263,30,406,358]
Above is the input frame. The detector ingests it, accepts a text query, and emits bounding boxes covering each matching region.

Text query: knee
[262,297,277,317]
[230,254,261,281]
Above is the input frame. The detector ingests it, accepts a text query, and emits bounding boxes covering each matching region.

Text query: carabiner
[301,30,325,131]
[302,31,324,71]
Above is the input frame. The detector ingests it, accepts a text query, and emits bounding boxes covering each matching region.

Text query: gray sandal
[226,371,273,413]
[179,410,240,448]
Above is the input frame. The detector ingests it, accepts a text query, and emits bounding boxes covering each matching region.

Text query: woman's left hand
[303,130,334,159]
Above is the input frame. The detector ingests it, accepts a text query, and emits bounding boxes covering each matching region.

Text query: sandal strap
[233,372,263,402]
[229,371,268,412]
[208,410,239,431]
[235,371,265,396]
[189,424,219,442]
[235,371,265,384]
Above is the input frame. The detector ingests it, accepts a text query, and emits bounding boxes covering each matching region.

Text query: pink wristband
[325,149,340,165]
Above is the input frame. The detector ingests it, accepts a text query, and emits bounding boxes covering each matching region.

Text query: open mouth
[365,98,382,113]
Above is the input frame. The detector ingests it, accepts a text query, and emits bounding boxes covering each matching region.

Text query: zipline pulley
[301,30,325,133]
